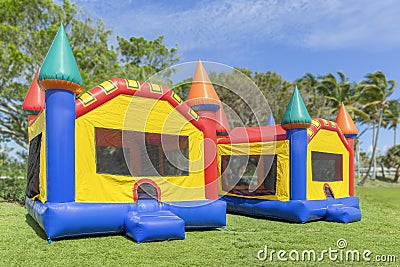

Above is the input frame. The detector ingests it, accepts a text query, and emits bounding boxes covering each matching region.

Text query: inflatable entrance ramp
[124,200,185,243]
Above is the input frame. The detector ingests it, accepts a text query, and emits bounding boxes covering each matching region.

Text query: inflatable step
[136,199,161,212]
[325,205,361,223]
[124,210,185,243]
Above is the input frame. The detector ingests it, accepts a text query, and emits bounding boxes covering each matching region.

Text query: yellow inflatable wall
[75,94,205,202]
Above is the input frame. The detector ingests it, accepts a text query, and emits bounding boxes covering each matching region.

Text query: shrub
[0,146,27,205]
[0,178,26,205]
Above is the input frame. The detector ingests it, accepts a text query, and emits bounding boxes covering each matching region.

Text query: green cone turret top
[281,86,311,129]
[38,24,83,94]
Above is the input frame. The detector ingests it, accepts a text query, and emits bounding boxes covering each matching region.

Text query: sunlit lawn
[0,181,398,266]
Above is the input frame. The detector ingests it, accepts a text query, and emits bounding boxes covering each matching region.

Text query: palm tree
[317,72,370,184]
[316,71,368,121]
[361,104,379,180]
[383,145,400,183]
[358,71,397,186]
[295,73,330,118]
[383,100,400,146]
[376,155,386,180]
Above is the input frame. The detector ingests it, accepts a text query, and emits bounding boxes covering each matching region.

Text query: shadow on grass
[25,214,47,240]
[375,175,395,183]
[227,211,301,224]
[25,216,124,242]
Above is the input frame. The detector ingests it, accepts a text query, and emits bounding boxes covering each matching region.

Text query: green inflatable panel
[38,24,82,86]
[282,86,311,127]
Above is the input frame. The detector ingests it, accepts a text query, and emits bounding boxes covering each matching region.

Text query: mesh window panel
[161,135,189,176]
[221,154,277,196]
[142,133,189,177]
[95,128,131,176]
[311,151,343,182]
[96,146,131,176]
[26,133,42,198]
[95,128,189,177]
[263,155,277,191]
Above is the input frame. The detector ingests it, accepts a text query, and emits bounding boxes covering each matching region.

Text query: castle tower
[22,68,45,126]
[186,59,220,200]
[38,25,83,203]
[281,87,311,200]
[336,103,358,196]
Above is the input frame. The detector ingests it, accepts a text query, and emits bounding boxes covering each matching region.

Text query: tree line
[0,0,178,148]
[174,68,399,184]
[0,0,398,185]
[242,69,399,184]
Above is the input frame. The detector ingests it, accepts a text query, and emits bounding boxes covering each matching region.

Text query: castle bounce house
[24,25,361,243]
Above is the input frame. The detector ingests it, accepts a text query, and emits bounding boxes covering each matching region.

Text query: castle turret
[281,87,311,200]
[38,25,83,203]
[266,113,275,126]
[336,103,358,196]
[22,68,45,126]
[186,59,220,200]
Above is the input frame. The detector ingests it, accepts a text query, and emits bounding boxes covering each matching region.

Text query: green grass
[1,185,399,266]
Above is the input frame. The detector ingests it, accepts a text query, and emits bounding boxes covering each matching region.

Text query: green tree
[382,145,400,183]
[295,73,331,118]
[167,68,295,127]
[0,145,26,178]
[358,152,370,168]
[209,69,292,127]
[0,0,178,150]
[116,36,178,82]
[0,0,77,148]
[382,99,400,146]
[316,72,368,121]
[69,18,120,90]
[376,155,387,180]
[358,71,397,185]
[252,70,293,122]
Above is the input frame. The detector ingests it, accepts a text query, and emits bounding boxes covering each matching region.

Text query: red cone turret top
[187,59,220,106]
[336,103,358,137]
[22,68,45,115]
[186,59,230,133]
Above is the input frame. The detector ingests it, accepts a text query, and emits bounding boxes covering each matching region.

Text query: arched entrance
[323,183,335,199]
[132,179,161,202]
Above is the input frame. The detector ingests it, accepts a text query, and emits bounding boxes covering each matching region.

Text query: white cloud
[382,144,390,155]
[75,0,400,52]
[302,0,400,49]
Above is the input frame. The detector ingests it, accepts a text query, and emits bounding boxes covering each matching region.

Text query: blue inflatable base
[221,195,361,223]
[125,210,185,243]
[25,197,226,242]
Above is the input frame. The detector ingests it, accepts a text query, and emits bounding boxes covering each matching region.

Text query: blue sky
[74,0,400,154]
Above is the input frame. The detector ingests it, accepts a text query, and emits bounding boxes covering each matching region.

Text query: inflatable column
[336,104,358,196]
[186,60,220,200]
[281,87,311,200]
[38,25,83,203]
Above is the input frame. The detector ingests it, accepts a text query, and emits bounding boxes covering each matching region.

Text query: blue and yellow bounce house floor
[23,25,360,243]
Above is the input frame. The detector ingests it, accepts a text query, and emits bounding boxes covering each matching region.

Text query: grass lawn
[0,182,399,266]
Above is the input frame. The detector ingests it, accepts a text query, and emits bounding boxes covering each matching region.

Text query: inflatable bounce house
[24,25,361,243]
[23,25,226,243]
[218,101,361,223]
